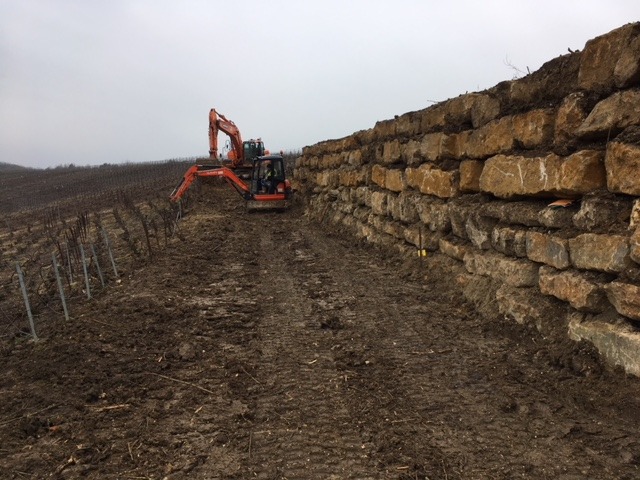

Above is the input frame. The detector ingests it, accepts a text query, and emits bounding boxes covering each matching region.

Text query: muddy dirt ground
[1,185,640,479]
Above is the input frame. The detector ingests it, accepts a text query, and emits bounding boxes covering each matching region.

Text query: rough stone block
[439,237,470,261]
[539,266,608,312]
[614,33,640,88]
[631,199,640,229]
[632,228,640,265]
[605,138,640,196]
[402,140,422,166]
[526,231,571,269]
[465,213,497,250]
[417,197,451,232]
[471,94,501,128]
[480,201,544,227]
[572,193,632,230]
[385,169,406,193]
[381,139,403,165]
[569,233,631,273]
[604,281,640,321]
[538,204,577,229]
[568,313,640,376]
[463,251,539,287]
[491,226,528,257]
[338,168,367,187]
[388,191,420,224]
[479,151,605,199]
[371,164,387,188]
[372,119,396,141]
[554,92,590,146]
[496,285,561,330]
[459,160,483,192]
[420,133,451,162]
[410,165,459,199]
[395,111,421,137]
[419,103,447,132]
[579,23,640,93]
[576,89,640,139]
[370,191,388,216]
[347,149,364,166]
[465,116,515,159]
[512,109,556,149]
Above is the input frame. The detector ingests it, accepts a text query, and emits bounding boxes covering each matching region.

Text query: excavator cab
[251,155,287,196]
[243,139,266,162]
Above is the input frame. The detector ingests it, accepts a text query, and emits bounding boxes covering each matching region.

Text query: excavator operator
[262,161,276,194]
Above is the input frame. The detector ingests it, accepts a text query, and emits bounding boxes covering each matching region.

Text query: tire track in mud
[234,218,377,479]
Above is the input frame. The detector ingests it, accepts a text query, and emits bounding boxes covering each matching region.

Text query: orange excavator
[208,108,266,169]
[169,154,292,204]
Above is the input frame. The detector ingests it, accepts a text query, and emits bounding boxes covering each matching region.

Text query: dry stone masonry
[294,23,640,376]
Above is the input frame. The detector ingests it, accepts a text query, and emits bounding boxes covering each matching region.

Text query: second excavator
[208,108,266,170]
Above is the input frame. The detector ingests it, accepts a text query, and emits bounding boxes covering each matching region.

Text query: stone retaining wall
[294,23,640,375]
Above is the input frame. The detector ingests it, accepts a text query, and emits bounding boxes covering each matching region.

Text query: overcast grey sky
[1,1,638,169]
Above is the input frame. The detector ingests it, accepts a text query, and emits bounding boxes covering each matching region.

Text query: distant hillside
[0,162,31,172]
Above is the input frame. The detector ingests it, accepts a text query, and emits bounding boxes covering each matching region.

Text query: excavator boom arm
[170,165,250,202]
[209,109,245,168]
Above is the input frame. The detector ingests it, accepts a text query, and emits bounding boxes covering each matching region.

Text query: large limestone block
[395,111,421,137]
[419,103,447,132]
[512,109,556,149]
[496,285,561,330]
[579,23,640,92]
[572,193,632,230]
[604,281,640,321]
[554,92,590,146]
[371,164,387,188]
[575,89,640,139]
[465,213,497,250]
[465,116,514,159]
[347,149,364,166]
[526,231,570,269]
[416,197,451,232]
[438,237,470,261]
[402,140,422,166]
[537,204,577,229]
[479,151,605,199]
[338,168,367,187]
[420,133,456,162]
[471,94,501,128]
[380,140,403,165]
[614,33,640,88]
[631,228,640,265]
[480,201,544,227]
[385,169,406,193]
[445,93,501,129]
[539,266,608,312]
[605,139,640,195]
[569,233,631,273]
[372,119,396,141]
[463,251,539,287]
[370,191,388,216]
[459,160,483,192]
[492,226,528,258]
[407,165,459,199]
[569,313,640,376]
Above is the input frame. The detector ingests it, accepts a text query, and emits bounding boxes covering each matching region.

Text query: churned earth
[1,184,639,479]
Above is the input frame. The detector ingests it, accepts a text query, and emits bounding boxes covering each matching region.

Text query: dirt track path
[1,186,640,479]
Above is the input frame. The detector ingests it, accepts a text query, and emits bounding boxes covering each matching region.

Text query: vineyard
[0,159,199,340]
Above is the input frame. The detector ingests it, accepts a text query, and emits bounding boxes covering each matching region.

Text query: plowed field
[1,185,640,479]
